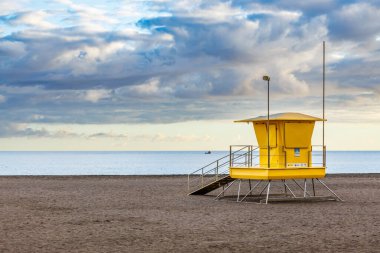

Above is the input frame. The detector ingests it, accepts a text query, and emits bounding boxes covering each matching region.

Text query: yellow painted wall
[253,121,315,168]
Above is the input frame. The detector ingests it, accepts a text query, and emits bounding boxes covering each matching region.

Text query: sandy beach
[0,174,379,252]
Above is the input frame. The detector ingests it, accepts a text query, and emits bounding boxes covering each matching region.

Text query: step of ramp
[189,175,235,195]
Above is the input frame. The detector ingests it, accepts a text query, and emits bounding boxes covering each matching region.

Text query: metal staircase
[187,146,258,195]
[189,175,234,195]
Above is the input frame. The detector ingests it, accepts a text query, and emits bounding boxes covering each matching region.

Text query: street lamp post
[263,75,270,168]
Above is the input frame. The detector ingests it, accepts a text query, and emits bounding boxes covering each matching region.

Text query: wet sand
[0,174,379,252]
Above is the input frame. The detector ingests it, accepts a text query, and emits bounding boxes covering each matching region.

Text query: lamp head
[263,75,270,81]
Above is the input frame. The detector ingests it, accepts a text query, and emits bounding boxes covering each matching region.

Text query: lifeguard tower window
[253,123,277,148]
[284,122,314,148]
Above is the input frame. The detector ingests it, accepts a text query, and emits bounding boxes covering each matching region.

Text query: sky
[0,0,380,151]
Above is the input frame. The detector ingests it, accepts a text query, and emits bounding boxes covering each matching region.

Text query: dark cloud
[0,123,52,138]
[0,122,129,139]
[328,3,380,41]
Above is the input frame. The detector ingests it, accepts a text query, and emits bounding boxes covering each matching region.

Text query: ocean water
[0,151,379,175]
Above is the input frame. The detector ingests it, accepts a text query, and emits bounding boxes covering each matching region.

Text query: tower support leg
[304,179,307,197]
[292,179,311,197]
[316,179,343,201]
[283,181,297,198]
[258,182,269,197]
[240,180,262,202]
[215,180,236,200]
[236,180,242,202]
[265,180,271,204]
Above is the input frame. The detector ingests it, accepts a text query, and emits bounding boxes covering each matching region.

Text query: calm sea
[0,151,379,175]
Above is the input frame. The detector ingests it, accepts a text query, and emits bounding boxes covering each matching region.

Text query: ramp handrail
[187,145,259,193]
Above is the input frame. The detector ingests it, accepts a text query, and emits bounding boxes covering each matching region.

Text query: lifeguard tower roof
[234,112,324,123]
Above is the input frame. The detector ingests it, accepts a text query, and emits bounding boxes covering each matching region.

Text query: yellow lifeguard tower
[187,42,342,203]
[187,112,342,203]
[230,112,326,180]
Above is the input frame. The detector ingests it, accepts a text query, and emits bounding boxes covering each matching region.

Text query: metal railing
[229,145,259,167]
[312,145,327,167]
[229,145,327,168]
[187,145,258,193]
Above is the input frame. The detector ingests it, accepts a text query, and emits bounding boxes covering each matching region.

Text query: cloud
[0,40,26,57]
[0,122,129,139]
[30,114,45,120]
[0,0,27,16]
[0,122,215,144]
[0,0,379,133]
[0,123,58,138]
[1,10,57,29]
[84,89,112,103]
[0,94,6,103]
[131,133,213,142]
[56,0,118,32]
[328,3,380,41]
[87,132,127,139]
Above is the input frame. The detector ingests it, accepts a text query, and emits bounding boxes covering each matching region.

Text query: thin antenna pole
[323,41,326,167]
[267,78,270,168]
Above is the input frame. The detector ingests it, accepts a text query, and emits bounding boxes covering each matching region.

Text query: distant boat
[204,151,211,154]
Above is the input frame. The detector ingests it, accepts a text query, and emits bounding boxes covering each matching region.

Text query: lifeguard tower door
[253,122,285,168]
